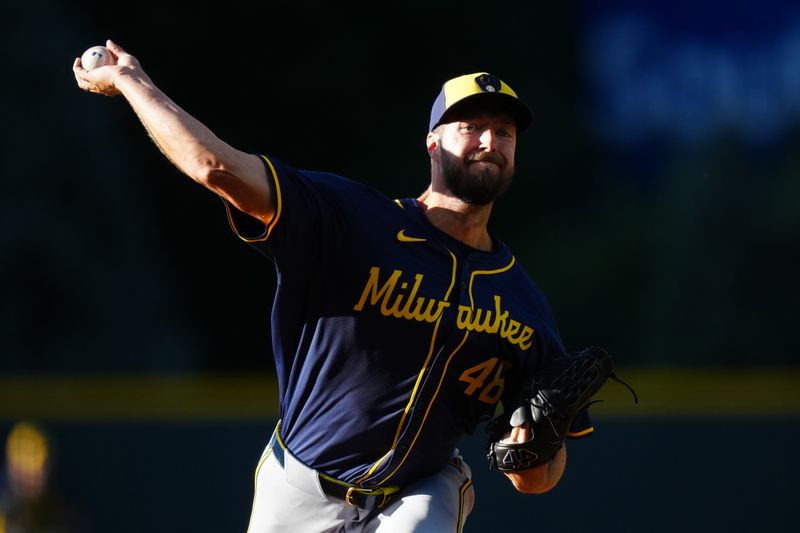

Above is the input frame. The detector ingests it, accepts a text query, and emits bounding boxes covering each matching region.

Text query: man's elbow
[204,167,274,223]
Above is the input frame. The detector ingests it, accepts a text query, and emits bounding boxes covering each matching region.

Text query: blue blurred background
[1,0,798,531]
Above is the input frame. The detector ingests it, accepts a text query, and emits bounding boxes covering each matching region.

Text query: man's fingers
[106,39,125,58]
[510,425,532,443]
[499,425,531,444]
[73,59,89,87]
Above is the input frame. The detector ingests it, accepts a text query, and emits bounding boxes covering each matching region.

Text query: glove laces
[609,372,639,404]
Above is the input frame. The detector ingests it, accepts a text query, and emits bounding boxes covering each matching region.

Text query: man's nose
[479,129,496,151]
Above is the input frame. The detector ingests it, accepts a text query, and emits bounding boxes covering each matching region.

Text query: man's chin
[455,183,506,205]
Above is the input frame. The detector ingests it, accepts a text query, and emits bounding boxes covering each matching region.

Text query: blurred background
[1,0,798,531]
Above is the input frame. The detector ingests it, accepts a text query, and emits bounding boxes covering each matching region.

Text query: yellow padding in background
[590,368,800,416]
[0,375,280,420]
[0,369,799,420]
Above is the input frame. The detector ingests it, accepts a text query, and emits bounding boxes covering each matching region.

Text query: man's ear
[426,131,439,155]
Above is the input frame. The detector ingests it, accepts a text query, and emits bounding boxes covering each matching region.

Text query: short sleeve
[567,408,594,439]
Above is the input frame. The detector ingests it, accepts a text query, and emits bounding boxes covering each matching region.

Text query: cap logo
[475,73,501,93]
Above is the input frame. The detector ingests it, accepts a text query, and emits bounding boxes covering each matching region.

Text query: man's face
[435,112,517,205]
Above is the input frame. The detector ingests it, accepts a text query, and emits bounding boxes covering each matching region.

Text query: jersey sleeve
[222,154,284,246]
[221,154,348,267]
[567,408,594,439]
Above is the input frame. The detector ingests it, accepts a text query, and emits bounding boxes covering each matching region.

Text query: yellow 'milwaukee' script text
[353,267,534,350]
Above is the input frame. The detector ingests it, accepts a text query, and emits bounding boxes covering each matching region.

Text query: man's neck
[416,189,494,252]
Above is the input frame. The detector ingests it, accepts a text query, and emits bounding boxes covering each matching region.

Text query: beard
[440,149,514,205]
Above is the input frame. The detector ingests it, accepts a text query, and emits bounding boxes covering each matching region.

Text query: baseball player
[74,40,598,532]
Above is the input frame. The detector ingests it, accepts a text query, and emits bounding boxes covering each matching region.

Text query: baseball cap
[429,72,532,132]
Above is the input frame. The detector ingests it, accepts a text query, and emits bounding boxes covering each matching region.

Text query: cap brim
[436,92,533,132]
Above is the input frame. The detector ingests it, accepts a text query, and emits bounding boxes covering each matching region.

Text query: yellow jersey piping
[568,426,595,438]
[354,249,459,485]
[225,154,283,243]
[375,255,517,485]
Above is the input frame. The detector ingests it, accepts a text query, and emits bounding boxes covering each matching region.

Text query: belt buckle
[345,487,393,510]
[345,486,367,507]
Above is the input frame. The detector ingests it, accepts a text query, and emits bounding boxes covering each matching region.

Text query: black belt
[268,430,399,511]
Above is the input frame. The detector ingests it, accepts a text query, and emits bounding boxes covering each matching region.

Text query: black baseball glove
[486,346,637,472]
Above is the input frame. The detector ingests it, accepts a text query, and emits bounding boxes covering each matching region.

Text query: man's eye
[462,124,477,132]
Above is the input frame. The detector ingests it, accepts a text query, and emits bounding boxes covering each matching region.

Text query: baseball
[81,45,115,71]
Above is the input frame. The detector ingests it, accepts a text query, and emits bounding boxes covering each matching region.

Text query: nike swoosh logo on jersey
[397,229,427,243]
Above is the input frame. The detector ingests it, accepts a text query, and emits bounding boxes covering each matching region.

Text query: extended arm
[73,40,272,223]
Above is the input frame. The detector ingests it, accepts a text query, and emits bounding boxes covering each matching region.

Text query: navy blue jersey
[224,154,589,488]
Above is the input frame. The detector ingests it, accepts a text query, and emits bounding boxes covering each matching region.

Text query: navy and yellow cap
[429,72,533,132]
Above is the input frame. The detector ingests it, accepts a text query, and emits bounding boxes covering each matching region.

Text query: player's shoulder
[301,169,379,193]
[263,153,396,205]
[298,168,403,212]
